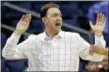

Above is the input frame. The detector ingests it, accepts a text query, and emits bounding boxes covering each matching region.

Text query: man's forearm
[2,32,21,59]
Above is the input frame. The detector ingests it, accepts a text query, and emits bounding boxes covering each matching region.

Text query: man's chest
[34,39,79,60]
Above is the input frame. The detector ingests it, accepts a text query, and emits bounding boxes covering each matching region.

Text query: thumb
[89,21,94,28]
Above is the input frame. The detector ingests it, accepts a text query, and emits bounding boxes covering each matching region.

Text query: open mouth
[55,23,61,26]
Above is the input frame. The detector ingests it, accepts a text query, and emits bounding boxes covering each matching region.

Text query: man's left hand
[90,13,106,37]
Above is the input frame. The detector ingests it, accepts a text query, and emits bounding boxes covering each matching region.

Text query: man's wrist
[14,30,23,35]
[95,32,103,37]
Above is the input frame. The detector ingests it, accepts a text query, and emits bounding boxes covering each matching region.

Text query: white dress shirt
[2,30,106,71]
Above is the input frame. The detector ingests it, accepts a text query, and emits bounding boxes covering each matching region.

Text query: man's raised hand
[15,14,32,35]
[90,13,105,37]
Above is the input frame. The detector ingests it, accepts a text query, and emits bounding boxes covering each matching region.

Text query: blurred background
[1,1,109,72]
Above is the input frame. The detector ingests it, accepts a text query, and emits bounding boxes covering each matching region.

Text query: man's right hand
[15,14,32,35]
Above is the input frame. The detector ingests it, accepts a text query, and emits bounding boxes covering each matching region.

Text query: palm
[90,13,105,33]
[16,14,31,34]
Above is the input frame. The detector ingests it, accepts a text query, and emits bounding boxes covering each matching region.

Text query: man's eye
[52,14,62,17]
[60,14,62,17]
[53,14,57,17]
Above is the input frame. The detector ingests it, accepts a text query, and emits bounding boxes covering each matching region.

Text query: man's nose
[56,16,61,21]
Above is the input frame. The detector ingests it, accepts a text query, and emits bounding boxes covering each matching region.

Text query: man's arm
[89,35,108,56]
[89,13,108,56]
[2,32,24,59]
[78,13,108,62]
[2,14,32,60]
[77,33,105,62]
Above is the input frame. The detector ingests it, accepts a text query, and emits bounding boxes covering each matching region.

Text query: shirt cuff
[95,35,103,41]
[95,35,106,48]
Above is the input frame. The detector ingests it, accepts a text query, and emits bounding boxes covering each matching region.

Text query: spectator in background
[88,1,109,47]
[85,55,108,72]
[86,1,109,72]
[88,1,108,34]
[1,33,7,49]
[1,33,8,72]
[78,2,108,71]
[1,33,7,59]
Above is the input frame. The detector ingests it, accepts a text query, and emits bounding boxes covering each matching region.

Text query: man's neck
[45,28,59,38]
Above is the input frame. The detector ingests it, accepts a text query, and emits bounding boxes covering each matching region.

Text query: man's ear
[42,17,47,24]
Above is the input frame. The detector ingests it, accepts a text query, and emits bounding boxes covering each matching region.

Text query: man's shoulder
[63,31,80,37]
[28,32,44,40]
[62,31,81,42]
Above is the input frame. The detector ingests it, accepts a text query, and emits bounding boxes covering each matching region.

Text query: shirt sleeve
[95,35,106,48]
[76,33,105,62]
[2,32,31,60]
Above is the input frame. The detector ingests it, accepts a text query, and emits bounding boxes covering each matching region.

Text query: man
[2,3,108,71]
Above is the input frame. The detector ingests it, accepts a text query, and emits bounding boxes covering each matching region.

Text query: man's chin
[52,28,61,34]
[56,27,61,31]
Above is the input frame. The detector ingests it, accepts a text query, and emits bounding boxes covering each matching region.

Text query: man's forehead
[47,8,61,14]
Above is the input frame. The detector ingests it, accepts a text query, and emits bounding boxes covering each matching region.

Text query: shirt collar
[42,30,64,40]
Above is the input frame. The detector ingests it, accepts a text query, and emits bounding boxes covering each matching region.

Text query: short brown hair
[40,3,60,18]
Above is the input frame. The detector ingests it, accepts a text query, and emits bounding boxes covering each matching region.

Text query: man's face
[43,7,62,33]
